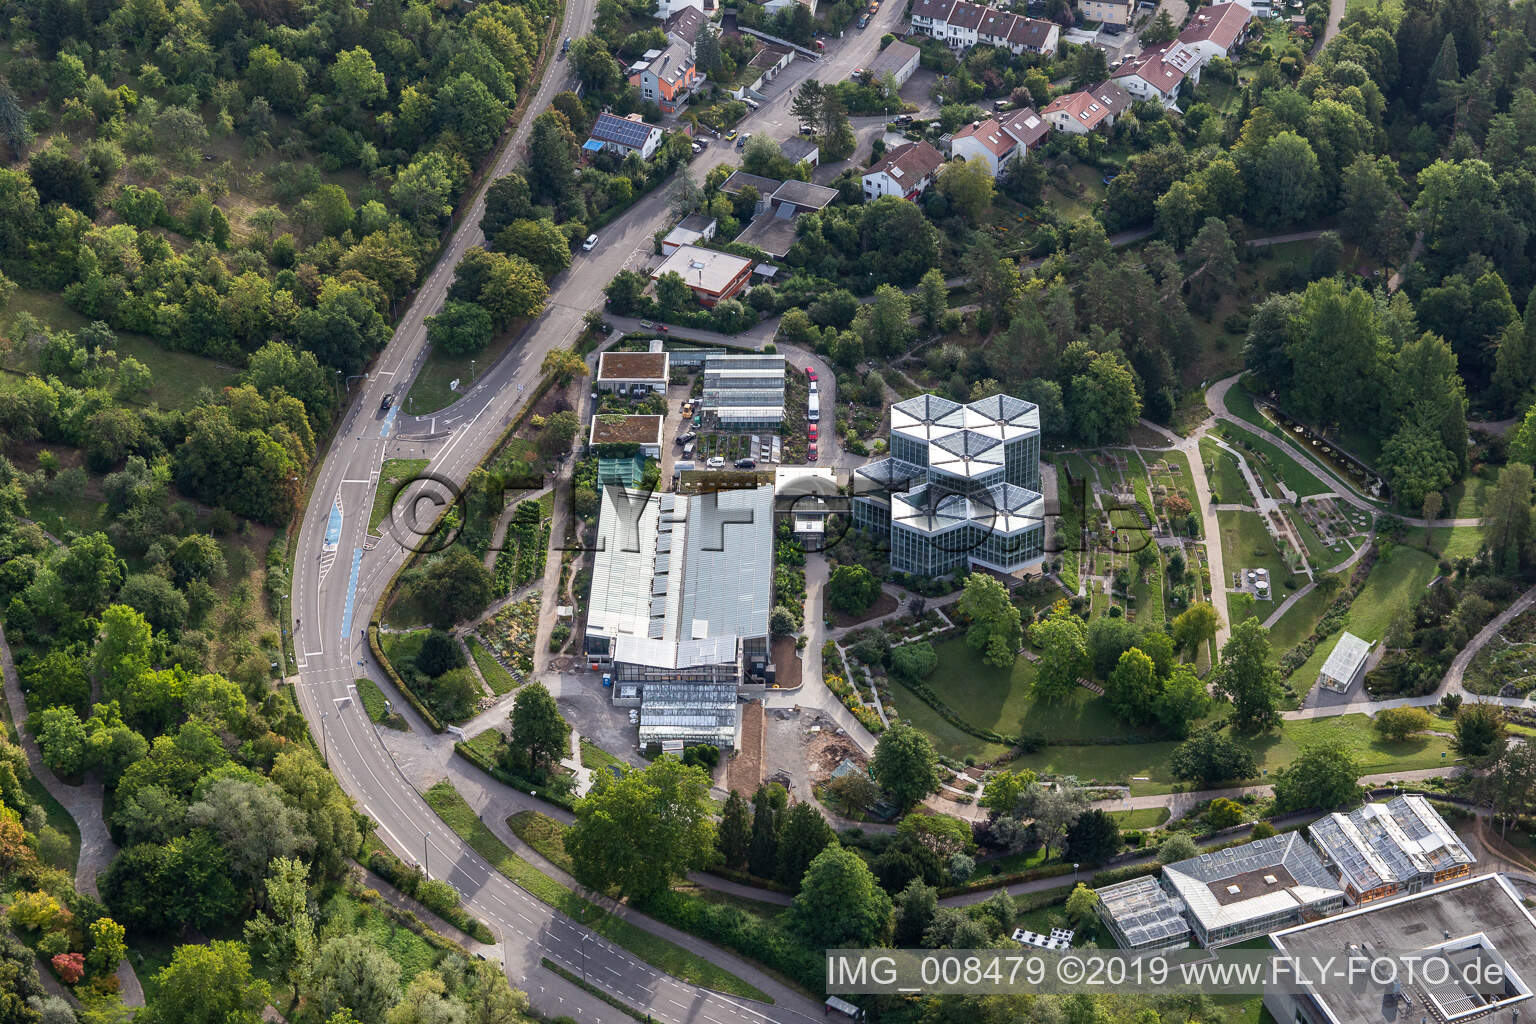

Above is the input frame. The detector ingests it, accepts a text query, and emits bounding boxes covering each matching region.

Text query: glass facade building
[853,393,1045,578]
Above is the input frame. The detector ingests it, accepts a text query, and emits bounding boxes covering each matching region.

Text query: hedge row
[939,860,1074,897]
[370,624,444,733]
[641,889,823,995]
[365,848,496,944]
[454,738,578,812]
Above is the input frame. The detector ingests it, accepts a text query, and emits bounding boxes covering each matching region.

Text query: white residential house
[949,107,1048,177]
[1078,0,1132,26]
[862,140,946,201]
[1177,2,1254,62]
[586,112,664,161]
[1040,80,1131,134]
[1112,42,1201,107]
[653,0,705,20]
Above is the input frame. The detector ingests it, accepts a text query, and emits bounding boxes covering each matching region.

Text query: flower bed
[478,595,541,675]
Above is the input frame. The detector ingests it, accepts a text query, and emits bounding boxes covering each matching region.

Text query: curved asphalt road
[289,5,915,1022]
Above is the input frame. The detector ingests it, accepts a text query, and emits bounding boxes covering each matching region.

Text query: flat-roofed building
[1265,874,1536,1024]
[1307,794,1475,904]
[662,213,718,254]
[780,137,819,168]
[1317,630,1371,692]
[701,353,785,429]
[596,351,670,393]
[775,466,842,549]
[584,483,776,692]
[770,179,838,216]
[650,244,754,307]
[589,414,664,457]
[721,171,782,216]
[1160,833,1346,947]
[1094,875,1194,950]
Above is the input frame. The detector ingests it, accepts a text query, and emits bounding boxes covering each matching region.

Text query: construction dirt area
[726,700,765,794]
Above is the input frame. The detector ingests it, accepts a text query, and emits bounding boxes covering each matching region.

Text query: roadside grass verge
[370,459,430,535]
[507,809,574,873]
[421,781,772,1003]
[356,677,409,730]
[580,739,628,777]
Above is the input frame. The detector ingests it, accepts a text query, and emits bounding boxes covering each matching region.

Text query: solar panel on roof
[591,113,655,150]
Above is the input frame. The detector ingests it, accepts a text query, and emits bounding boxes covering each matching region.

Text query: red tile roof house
[1040,80,1131,134]
[1177,2,1255,63]
[950,107,1049,177]
[1112,41,1202,108]
[862,141,946,201]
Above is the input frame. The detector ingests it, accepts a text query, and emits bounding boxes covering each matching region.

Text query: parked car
[805,366,818,381]
[808,423,818,440]
[724,129,739,142]
[707,456,726,469]
[691,142,703,154]
[583,234,598,251]
[736,132,751,149]
[640,320,658,329]
[379,392,395,413]
[813,39,825,50]
[799,123,815,135]
[807,443,819,461]
[809,380,819,394]
[735,458,756,469]
[683,442,696,457]
[857,13,869,26]
[692,413,702,426]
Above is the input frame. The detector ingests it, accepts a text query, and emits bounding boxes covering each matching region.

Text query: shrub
[1206,797,1244,829]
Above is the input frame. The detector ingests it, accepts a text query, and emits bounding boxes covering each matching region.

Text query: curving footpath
[0,624,145,1005]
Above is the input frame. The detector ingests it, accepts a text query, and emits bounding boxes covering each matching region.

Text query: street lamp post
[424,831,432,879]
[581,931,592,983]
[320,710,329,768]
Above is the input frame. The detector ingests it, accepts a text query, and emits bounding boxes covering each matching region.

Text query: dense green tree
[1031,611,1089,702]
[827,563,881,614]
[153,941,270,1024]
[717,789,752,869]
[872,724,942,812]
[527,110,578,206]
[748,783,786,879]
[1455,701,1508,758]
[1155,665,1212,739]
[1213,620,1283,733]
[958,573,1021,669]
[775,802,836,888]
[308,934,401,1023]
[493,218,572,279]
[1272,741,1361,812]
[508,682,569,780]
[426,300,495,356]
[1106,648,1161,724]
[1169,728,1258,786]
[1064,808,1120,864]
[1482,464,1534,574]
[787,845,892,946]
[566,757,715,901]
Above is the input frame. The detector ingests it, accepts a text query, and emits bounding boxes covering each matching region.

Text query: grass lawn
[467,635,519,695]
[1109,806,1170,830]
[462,727,505,765]
[1200,438,1251,505]
[1444,466,1498,519]
[926,637,1155,743]
[406,330,521,415]
[370,459,430,535]
[321,888,443,985]
[1285,547,1439,691]
[1428,525,1483,560]
[1221,383,1271,435]
[507,810,574,873]
[1001,713,1455,795]
[1265,584,1332,657]
[580,739,628,777]
[5,289,239,411]
[356,677,409,729]
[422,781,771,1002]
[887,678,1014,762]
[21,486,112,540]
[379,629,427,679]
[1215,508,1295,604]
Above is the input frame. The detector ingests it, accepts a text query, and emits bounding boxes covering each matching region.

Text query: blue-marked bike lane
[339,548,363,642]
[380,403,399,439]
[324,497,343,551]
